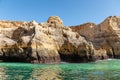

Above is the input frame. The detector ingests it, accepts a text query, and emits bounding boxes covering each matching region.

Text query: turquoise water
[0,59,120,80]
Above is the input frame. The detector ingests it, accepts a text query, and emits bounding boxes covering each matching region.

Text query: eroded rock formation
[0,16,94,63]
[71,16,120,60]
[0,16,120,63]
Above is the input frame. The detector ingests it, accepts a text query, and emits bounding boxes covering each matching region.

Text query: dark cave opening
[59,53,91,63]
[0,56,29,63]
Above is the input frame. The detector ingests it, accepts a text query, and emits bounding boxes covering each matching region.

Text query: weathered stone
[0,16,120,64]
[0,16,95,63]
[71,16,120,59]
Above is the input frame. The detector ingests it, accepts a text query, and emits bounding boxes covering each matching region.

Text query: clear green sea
[0,59,120,80]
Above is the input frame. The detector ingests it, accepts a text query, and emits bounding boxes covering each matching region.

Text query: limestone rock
[39,16,94,62]
[0,16,120,63]
[71,23,96,41]
[47,16,64,27]
[71,16,120,59]
[47,16,63,25]
[0,16,95,63]
[0,19,60,63]
[94,16,120,58]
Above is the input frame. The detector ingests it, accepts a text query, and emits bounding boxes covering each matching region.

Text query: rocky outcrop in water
[0,19,60,63]
[0,16,120,63]
[0,16,94,63]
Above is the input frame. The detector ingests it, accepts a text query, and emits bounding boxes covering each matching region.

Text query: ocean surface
[0,59,120,80]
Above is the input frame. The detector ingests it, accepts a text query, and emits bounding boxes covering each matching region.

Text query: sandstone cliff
[0,16,94,63]
[0,16,120,64]
[71,16,120,60]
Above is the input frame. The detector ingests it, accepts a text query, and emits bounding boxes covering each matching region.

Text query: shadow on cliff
[0,27,35,63]
[58,41,94,63]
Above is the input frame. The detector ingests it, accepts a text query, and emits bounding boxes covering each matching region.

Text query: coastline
[0,16,120,64]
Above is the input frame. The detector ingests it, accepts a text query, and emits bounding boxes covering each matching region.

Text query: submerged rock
[0,16,120,63]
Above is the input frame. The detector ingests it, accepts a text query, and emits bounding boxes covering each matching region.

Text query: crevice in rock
[111,47,116,58]
[59,53,91,63]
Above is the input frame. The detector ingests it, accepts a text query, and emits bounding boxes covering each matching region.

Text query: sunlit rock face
[0,19,60,63]
[0,16,96,63]
[0,16,120,63]
[71,16,120,59]
[71,23,96,41]
[47,16,64,27]
[40,16,95,62]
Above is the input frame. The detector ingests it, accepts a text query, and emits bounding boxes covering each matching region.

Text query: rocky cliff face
[0,16,120,64]
[71,16,120,60]
[0,19,61,63]
[0,16,94,63]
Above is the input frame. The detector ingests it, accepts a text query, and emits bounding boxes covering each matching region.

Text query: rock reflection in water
[30,65,62,80]
[0,60,119,80]
[0,67,6,80]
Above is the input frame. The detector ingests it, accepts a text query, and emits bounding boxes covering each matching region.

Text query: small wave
[95,58,116,63]
[60,62,68,64]
[107,59,113,60]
